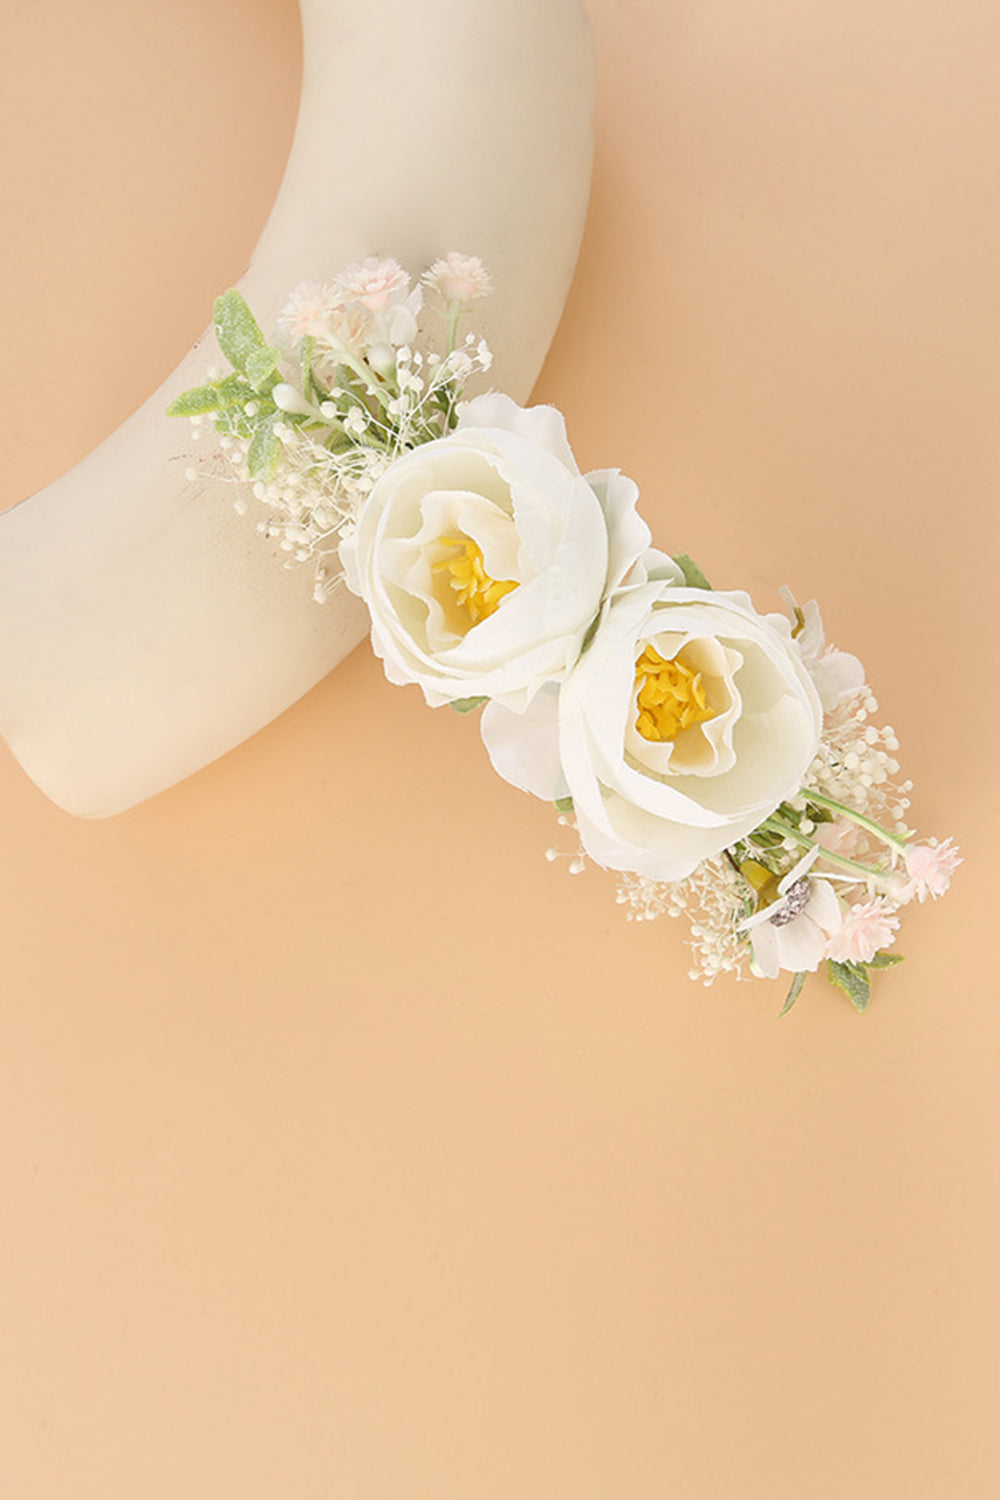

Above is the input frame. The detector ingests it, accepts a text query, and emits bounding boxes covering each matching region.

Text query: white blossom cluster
[616,856,754,986]
[178,253,494,602]
[803,688,911,840]
[198,337,492,601]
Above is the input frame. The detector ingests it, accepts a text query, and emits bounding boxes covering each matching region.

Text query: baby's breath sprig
[169,255,494,601]
[604,682,958,1013]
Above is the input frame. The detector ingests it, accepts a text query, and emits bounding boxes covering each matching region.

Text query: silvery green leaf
[214,373,254,407]
[218,408,254,440]
[167,384,225,418]
[827,959,871,1011]
[778,971,808,1017]
[554,796,574,814]
[247,412,281,481]
[245,345,281,392]
[673,553,712,590]
[214,288,268,377]
[866,952,904,970]
[448,696,488,714]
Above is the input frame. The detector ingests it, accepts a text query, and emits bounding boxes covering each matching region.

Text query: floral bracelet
[170,252,958,1014]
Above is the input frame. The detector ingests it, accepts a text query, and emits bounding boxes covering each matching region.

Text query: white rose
[341,394,652,710]
[481,580,824,881]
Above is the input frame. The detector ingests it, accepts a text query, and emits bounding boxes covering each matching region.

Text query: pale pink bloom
[826,898,899,964]
[277,280,339,342]
[325,300,372,350]
[335,257,410,313]
[423,252,493,304]
[331,258,422,347]
[813,817,865,860]
[902,838,961,902]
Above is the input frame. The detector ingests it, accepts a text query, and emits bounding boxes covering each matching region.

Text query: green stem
[760,817,887,883]
[348,425,389,453]
[805,789,908,854]
[445,303,464,355]
[329,342,392,413]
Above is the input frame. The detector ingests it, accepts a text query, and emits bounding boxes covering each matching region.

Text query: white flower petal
[457,393,579,473]
[584,468,651,592]
[748,921,782,980]
[810,647,866,711]
[339,529,362,597]
[768,913,829,974]
[480,687,567,801]
[349,400,636,710]
[635,548,686,586]
[802,877,843,937]
[385,302,419,346]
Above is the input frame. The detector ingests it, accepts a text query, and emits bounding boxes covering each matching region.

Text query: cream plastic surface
[0,0,594,816]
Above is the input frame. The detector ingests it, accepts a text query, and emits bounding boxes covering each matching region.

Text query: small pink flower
[902,838,961,902]
[277,280,338,341]
[423,251,493,304]
[813,818,865,860]
[826,898,900,964]
[335,257,410,314]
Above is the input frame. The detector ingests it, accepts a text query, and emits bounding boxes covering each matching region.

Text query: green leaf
[168,370,257,419]
[554,796,574,814]
[213,288,268,377]
[866,951,905,970]
[167,384,224,418]
[778,970,808,1017]
[245,344,281,392]
[247,411,282,481]
[300,335,320,404]
[827,959,871,1012]
[673,553,712,590]
[214,373,254,407]
[217,408,254,440]
[448,696,488,714]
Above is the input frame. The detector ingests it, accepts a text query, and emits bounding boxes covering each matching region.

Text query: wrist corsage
[171,252,958,1013]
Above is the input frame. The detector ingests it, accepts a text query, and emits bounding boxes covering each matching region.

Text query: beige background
[1,1,997,1495]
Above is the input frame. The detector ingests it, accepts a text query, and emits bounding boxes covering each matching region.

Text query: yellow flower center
[433,534,519,626]
[634,643,717,742]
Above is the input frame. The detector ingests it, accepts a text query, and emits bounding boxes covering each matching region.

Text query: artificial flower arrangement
[170,252,958,1013]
